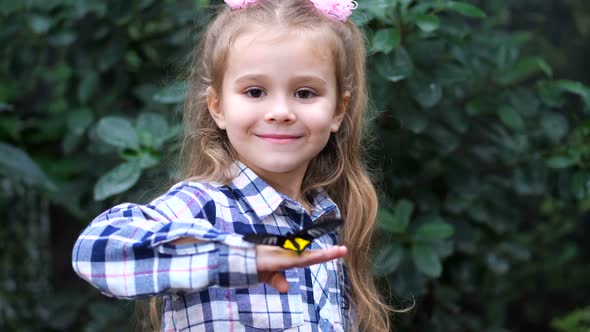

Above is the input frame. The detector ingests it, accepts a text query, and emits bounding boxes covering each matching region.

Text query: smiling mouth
[255,134,302,143]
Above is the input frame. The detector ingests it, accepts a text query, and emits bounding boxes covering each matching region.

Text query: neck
[237,160,310,210]
[264,176,307,206]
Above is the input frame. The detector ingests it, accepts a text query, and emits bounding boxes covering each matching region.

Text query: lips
[257,134,302,139]
[255,133,302,143]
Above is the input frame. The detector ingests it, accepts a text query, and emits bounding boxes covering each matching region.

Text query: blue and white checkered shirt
[72,162,353,331]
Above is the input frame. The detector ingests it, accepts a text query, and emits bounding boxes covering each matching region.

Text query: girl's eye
[295,89,316,99]
[245,88,265,98]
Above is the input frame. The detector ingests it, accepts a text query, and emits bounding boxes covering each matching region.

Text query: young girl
[72,0,391,330]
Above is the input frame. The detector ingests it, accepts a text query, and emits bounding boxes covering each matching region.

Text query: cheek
[306,115,335,145]
[305,106,338,130]
[222,100,255,130]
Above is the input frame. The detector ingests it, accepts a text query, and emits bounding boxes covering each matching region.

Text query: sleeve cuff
[216,241,258,288]
[152,228,255,256]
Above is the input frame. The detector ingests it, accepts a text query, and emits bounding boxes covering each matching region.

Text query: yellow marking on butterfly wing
[294,238,311,251]
[283,239,298,252]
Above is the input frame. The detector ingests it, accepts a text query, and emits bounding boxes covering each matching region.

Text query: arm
[169,237,348,293]
[71,183,258,299]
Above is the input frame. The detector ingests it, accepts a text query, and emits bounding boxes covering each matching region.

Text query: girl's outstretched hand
[255,245,347,293]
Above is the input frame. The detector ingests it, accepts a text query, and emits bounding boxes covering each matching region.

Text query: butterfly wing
[242,233,287,247]
[242,218,343,254]
[291,217,343,252]
[295,217,343,241]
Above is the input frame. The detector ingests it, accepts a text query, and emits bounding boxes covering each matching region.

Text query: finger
[256,245,348,272]
[294,246,347,268]
[269,272,289,293]
[267,246,347,270]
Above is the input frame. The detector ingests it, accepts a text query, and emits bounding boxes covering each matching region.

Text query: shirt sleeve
[71,182,259,299]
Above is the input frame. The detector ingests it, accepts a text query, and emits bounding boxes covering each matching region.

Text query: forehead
[224,27,336,80]
[234,26,333,54]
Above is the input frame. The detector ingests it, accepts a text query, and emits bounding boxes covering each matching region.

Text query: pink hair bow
[308,0,358,21]
[223,0,358,21]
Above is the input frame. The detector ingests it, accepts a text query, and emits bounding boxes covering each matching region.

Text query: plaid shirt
[73,162,353,331]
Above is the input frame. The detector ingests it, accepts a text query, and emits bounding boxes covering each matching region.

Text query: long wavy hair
[149,0,392,330]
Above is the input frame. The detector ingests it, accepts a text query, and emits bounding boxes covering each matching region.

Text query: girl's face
[207,29,347,190]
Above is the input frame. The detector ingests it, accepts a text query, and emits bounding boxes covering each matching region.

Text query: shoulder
[153,180,234,206]
[141,180,236,222]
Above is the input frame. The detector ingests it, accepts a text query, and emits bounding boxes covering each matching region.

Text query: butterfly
[242,217,343,255]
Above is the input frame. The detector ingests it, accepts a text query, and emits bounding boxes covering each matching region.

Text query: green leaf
[431,239,454,258]
[162,124,181,144]
[137,130,153,150]
[497,106,525,131]
[509,88,540,117]
[48,31,76,47]
[541,111,569,143]
[466,98,495,116]
[377,208,396,232]
[73,0,108,17]
[538,80,567,108]
[415,14,440,32]
[408,78,442,108]
[65,109,94,153]
[371,28,400,54]
[413,218,454,241]
[375,47,414,82]
[96,116,139,150]
[429,124,460,154]
[551,306,590,332]
[356,0,391,21]
[29,14,52,34]
[514,162,548,195]
[136,112,169,149]
[441,1,486,18]
[153,81,187,104]
[494,57,553,85]
[62,131,84,154]
[78,71,99,104]
[571,171,590,200]
[379,199,414,233]
[546,154,579,169]
[93,160,141,200]
[434,64,467,85]
[443,107,469,133]
[412,242,442,278]
[495,45,519,68]
[485,253,510,274]
[97,38,126,71]
[373,243,403,276]
[394,107,429,134]
[551,80,590,111]
[138,151,160,169]
[0,143,56,190]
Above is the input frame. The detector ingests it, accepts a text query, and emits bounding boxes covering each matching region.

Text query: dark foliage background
[1,0,589,331]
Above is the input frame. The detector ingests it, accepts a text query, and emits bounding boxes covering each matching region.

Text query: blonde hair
[150,0,392,330]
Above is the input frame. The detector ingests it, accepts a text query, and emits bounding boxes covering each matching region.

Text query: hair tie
[223,0,358,22]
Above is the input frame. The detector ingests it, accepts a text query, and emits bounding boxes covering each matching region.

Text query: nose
[264,97,296,123]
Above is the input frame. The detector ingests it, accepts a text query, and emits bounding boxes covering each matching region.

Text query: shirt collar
[227,161,340,221]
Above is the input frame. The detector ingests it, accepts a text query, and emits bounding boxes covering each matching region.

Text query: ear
[207,86,226,130]
[331,91,350,132]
